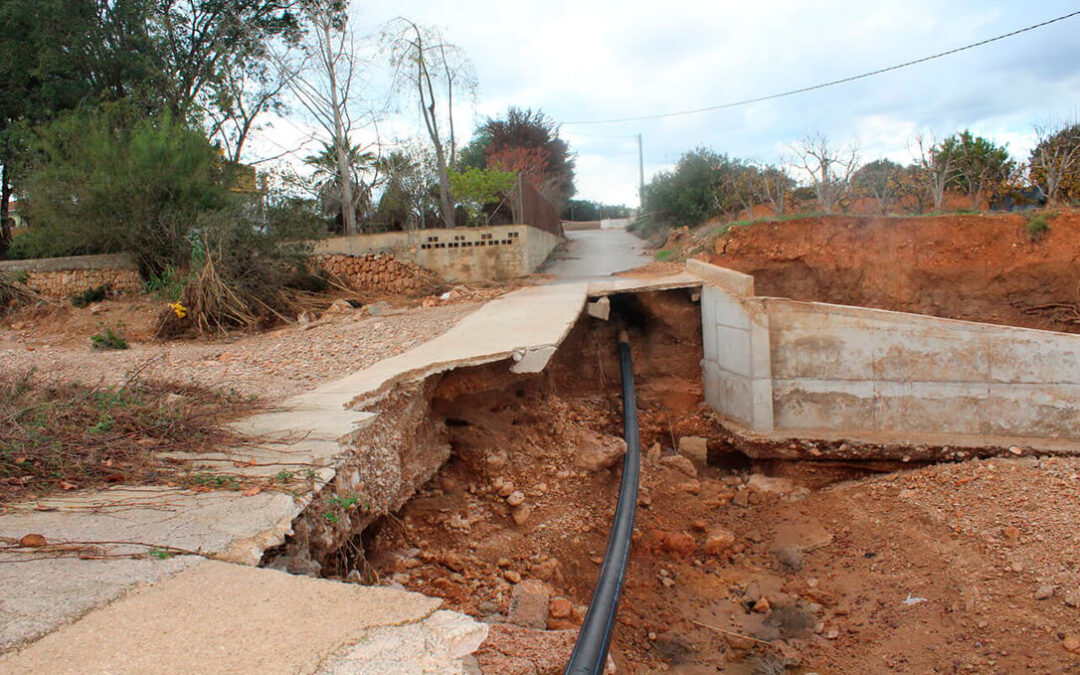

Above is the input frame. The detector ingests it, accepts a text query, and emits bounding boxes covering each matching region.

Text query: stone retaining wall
[0,254,143,299]
[316,253,440,295]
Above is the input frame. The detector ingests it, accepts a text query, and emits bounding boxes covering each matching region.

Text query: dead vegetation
[0,365,260,503]
[0,273,42,315]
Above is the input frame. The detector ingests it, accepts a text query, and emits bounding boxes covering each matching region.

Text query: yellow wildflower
[169,301,188,319]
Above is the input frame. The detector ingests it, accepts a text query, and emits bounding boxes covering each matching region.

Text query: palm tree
[304,140,379,234]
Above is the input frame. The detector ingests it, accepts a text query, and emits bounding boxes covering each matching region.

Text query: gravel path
[0,303,481,401]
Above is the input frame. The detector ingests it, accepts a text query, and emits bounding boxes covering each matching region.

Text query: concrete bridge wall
[690,259,1080,445]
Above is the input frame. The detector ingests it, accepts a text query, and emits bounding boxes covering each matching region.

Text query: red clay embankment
[702,212,1080,333]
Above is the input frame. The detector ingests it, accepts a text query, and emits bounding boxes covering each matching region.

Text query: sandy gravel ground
[0,302,481,401]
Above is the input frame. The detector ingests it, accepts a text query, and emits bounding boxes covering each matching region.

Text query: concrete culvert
[261,286,1049,674]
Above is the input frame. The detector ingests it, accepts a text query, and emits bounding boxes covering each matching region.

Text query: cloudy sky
[254,1,1080,207]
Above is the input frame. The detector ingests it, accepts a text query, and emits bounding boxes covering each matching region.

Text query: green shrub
[71,285,109,308]
[1027,214,1051,242]
[22,102,232,276]
[90,323,129,350]
[145,265,188,301]
[654,249,675,262]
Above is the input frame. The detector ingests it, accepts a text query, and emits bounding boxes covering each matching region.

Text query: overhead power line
[562,9,1080,126]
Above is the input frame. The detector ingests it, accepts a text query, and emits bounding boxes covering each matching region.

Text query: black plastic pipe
[564,330,641,675]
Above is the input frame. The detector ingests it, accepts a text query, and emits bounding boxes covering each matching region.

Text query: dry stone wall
[317,253,440,295]
[0,254,143,300]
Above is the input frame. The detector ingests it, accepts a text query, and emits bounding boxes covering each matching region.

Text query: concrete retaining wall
[690,259,1080,444]
[0,253,143,299]
[313,225,562,283]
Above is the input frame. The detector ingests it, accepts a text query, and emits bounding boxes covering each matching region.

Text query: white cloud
[247,0,1080,206]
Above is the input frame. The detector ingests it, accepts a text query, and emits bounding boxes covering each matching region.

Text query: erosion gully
[260,289,990,675]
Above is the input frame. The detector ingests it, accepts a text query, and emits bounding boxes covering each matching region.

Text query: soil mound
[702,212,1080,333]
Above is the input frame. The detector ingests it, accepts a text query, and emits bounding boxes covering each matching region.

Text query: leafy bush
[90,323,129,350]
[1027,213,1051,242]
[21,102,232,275]
[70,284,109,308]
[145,266,188,301]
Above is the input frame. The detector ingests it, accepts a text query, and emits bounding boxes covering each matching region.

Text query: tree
[278,2,367,235]
[1030,122,1080,205]
[643,147,726,226]
[754,164,794,216]
[480,107,576,214]
[204,58,290,164]
[448,167,516,226]
[384,18,476,229]
[941,130,1013,210]
[719,160,759,221]
[852,159,904,214]
[19,104,232,273]
[375,145,439,230]
[303,141,378,233]
[792,133,859,215]
[153,0,309,119]
[912,134,958,211]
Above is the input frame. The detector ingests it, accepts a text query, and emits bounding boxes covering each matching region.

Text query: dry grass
[0,367,260,504]
[0,273,42,315]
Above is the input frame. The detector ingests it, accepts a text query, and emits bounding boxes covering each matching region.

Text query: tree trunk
[0,160,12,258]
[434,141,454,228]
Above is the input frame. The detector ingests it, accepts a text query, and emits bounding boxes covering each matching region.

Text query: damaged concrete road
[0,560,487,675]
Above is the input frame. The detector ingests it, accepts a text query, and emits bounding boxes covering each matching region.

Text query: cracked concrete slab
[0,487,299,564]
[0,556,199,653]
[0,560,446,675]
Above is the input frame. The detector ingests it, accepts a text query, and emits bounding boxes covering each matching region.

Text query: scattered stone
[775,546,804,572]
[323,298,354,315]
[662,532,697,557]
[508,579,550,629]
[1065,591,1080,608]
[678,436,708,463]
[504,570,522,584]
[19,533,47,548]
[497,482,516,498]
[507,491,526,507]
[646,442,662,463]
[512,504,533,526]
[574,431,627,471]
[733,490,750,508]
[1035,585,1056,601]
[441,552,466,573]
[704,529,736,556]
[486,451,508,468]
[746,473,795,495]
[1065,635,1080,655]
[676,480,701,494]
[549,597,573,619]
[1001,526,1021,545]
[659,454,697,478]
[1008,446,1024,456]
[753,597,771,613]
[691,520,708,531]
[587,296,611,321]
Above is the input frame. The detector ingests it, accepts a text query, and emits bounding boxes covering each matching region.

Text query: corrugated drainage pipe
[564,330,641,675]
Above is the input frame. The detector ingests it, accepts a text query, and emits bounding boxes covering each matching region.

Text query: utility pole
[637,133,645,209]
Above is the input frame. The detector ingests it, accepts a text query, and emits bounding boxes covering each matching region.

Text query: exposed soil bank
[703,213,1080,333]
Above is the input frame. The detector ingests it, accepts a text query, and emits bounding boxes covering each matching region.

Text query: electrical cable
[562,9,1080,126]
